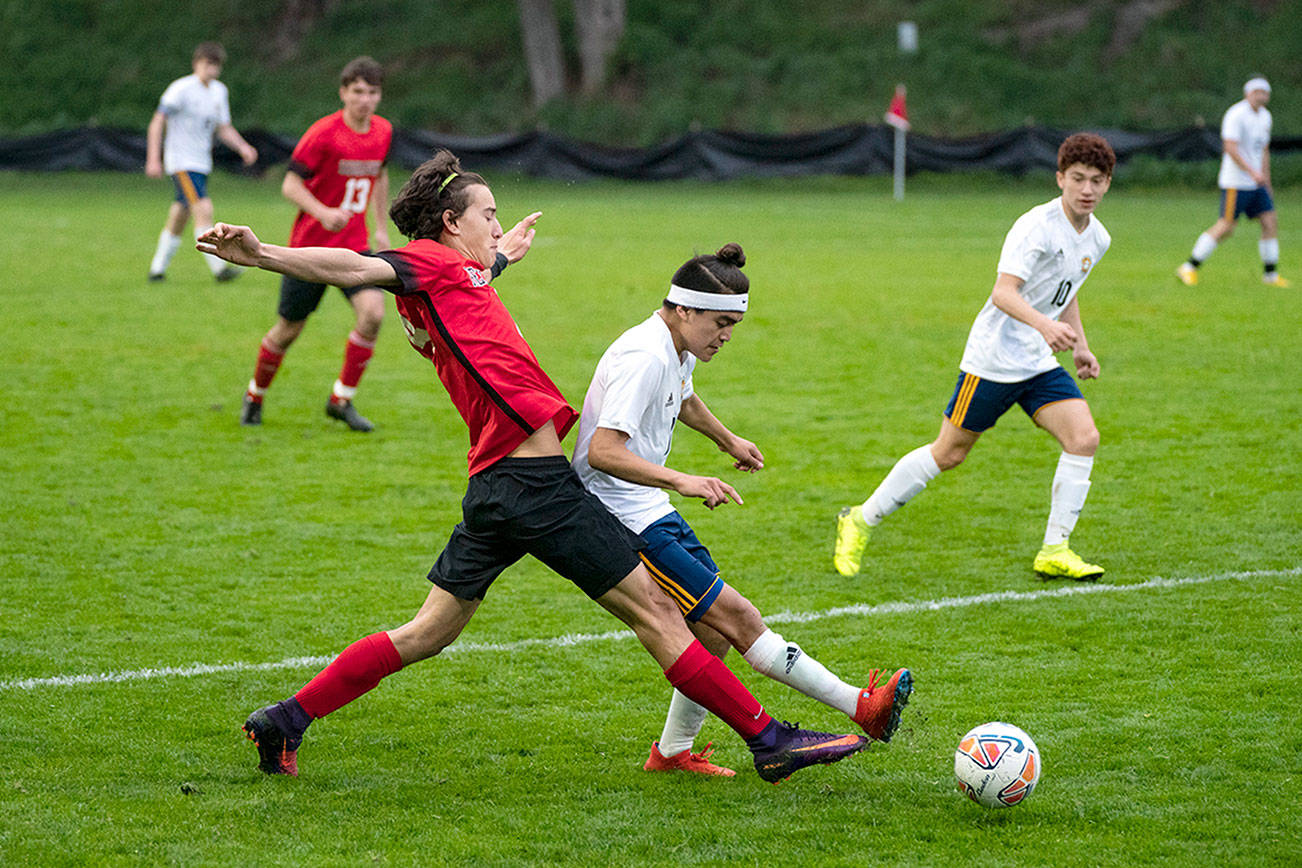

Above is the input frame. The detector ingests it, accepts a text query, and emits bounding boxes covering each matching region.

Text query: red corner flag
[885,84,910,131]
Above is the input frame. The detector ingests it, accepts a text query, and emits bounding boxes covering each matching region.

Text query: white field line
[3,566,1296,692]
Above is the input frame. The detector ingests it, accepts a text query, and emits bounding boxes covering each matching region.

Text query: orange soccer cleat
[853,667,913,742]
[643,741,736,777]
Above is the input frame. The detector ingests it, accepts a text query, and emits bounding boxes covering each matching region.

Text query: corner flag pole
[885,84,910,202]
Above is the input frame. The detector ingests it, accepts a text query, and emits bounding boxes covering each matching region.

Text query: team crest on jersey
[464,265,489,287]
[1080,256,1092,275]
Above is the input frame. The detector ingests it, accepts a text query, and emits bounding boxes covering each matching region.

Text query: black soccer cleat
[326,399,373,432]
[240,395,263,426]
[243,707,300,776]
[214,265,242,283]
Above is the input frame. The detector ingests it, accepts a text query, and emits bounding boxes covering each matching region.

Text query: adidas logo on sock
[785,645,802,674]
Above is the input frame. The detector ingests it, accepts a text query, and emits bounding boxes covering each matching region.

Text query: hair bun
[715,243,745,267]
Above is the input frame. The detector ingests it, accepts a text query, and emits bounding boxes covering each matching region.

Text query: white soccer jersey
[959,197,1111,382]
[572,312,696,533]
[1218,99,1272,189]
[157,74,231,174]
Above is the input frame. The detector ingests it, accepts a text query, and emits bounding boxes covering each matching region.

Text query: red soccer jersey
[287,110,393,251]
[375,240,578,476]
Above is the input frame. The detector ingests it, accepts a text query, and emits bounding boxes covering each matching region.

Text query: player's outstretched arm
[499,212,542,264]
[196,223,398,287]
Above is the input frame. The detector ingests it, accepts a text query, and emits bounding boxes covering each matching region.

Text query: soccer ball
[954,722,1041,808]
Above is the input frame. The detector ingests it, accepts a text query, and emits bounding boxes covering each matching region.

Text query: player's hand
[145,158,163,178]
[722,436,764,472]
[1074,348,1100,380]
[196,223,262,266]
[241,144,259,167]
[319,207,350,233]
[1039,319,1078,352]
[674,474,743,509]
[499,211,542,264]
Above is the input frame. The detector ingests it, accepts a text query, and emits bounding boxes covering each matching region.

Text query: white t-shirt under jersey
[157,73,231,175]
[960,197,1111,383]
[1218,99,1272,190]
[572,312,695,534]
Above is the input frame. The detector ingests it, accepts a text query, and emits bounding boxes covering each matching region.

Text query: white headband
[1244,77,1271,94]
[666,284,748,312]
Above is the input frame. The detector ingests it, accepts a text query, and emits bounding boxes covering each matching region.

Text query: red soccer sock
[664,640,772,740]
[294,631,404,719]
[331,330,375,404]
[249,338,286,400]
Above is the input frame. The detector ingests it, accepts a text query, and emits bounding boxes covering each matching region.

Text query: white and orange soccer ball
[954,722,1041,808]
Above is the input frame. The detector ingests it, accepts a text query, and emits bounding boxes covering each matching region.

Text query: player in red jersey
[240,57,393,431]
[199,150,870,784]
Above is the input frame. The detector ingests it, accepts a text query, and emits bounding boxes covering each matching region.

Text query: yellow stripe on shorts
[639,553,696,615]
[174,172,201,207]
[952,373,980,426]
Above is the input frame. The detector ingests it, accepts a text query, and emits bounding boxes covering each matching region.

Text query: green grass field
[1,169,1299,866]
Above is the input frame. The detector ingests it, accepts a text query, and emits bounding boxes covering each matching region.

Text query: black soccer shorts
[428,456,646,601]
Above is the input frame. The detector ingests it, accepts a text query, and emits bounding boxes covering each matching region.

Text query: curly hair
[1057,133,1116,177]
[389,149,488,241]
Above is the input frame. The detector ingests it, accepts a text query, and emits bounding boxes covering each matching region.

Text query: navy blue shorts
[638,512,725,622]
[428,456,646,601]
[171,171,208,206]
[1220,187,1275,221]
[278,268,375,322]
[944,367,1083,433]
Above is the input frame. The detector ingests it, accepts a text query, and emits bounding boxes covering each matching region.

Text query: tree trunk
[517,0,567,107]
[573,0,625,93]
[268,0,340,65]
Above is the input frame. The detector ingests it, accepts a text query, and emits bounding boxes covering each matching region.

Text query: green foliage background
[3,0,1299,142]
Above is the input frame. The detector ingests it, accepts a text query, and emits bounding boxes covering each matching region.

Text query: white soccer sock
[195,226,229,275]
[1191,232,1218,263]
[1044,452,1094,546]
[743,628,860,717]
[1260,238,1280,268]
[656,689,709,756]
[150,229,182,275]
[861,444,942,527]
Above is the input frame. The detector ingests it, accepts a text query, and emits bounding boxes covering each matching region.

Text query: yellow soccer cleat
[1175,263,1199,286]
[1262,272,1292,288]
[834,506,872,576]
[1033,543,1104,581]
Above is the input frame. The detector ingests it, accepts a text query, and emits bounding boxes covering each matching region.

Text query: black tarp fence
[3,124,1299,180]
